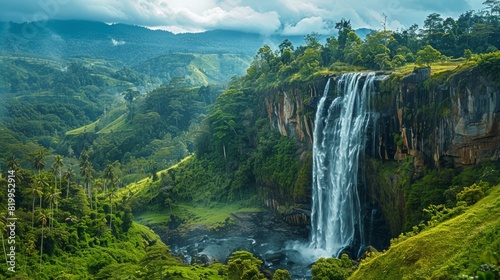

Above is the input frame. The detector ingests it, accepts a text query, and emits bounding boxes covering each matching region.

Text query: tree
[416,45,443,66]
[103,164,115,194]
[37,210,48,269]
[83,165,95,209]
[227,251,265,280]
[273,269,292,280]
[464,49,473,62]
[337,19,353,53]
[374,53,391,69]
[0,214,8,264]
[93,179,103,209]
[7,155,21,171]
[311,255,353,280]
[298,48,322,78]
[46,186,61,229]
[30,174,48,230]
[122,88,140,105]
[456,183,485,205]
[423,13,444,46]
[483,0,500,18]
[64,166,74,199]
[323,36,340,65]
[392,54,407,67]
[335,18,352,33]
[52,155,64,189]
[360,30,393,68]
[278,39,294,55]
[342,31,363,64]
[304,32,321,50]
[33,150,47,173]
[79,151,94,207]
[107,185,117,230]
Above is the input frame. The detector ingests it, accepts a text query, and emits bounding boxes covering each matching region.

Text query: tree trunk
[40,222,44,270]
[32,195,35,230]
[1,232,7,264]
[66,180,70,199]
[109,197,113,230]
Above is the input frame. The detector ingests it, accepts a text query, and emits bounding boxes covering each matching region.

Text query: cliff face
[388,66,500,170]
[448,68,500,164]
[263,66,500,237]
[265,90,313,144]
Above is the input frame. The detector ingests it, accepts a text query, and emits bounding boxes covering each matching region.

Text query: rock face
[265,88,316,145]
[388,66,500,169]
[448,69,500,165]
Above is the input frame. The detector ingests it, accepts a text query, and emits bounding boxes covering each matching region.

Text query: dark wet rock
[264,251,285,264]
[192,254,212,265]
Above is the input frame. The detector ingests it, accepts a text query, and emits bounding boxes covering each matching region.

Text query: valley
[1,4,500,279]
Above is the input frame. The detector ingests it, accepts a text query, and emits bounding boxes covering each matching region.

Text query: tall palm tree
[106,185,117,230]
[64,166,74,199]
[83,165,95,209]
[335,18,352,32]
[46,187,61,229]
[52,155,64,189]
[7,155,24,184]
[7,155,20,171]
[33,150,47,173]
[0,214,7,264]
[92,179,103,209]
[30,174,48,230]
[79,151,94,206]
[103,164,115,194]
[37,210,47,270]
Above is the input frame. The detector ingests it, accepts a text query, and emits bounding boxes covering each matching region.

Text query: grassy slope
[350,184,500,280]
[119,155,263,233]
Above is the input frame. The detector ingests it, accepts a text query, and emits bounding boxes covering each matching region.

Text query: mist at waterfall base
[287,72,386,265]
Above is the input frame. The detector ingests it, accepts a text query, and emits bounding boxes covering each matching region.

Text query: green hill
[133,53,252,86]
[350,184,500,280]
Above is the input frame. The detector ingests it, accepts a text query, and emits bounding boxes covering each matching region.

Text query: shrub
[456,184,485,206]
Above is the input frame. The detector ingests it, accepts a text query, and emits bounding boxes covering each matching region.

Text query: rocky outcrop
[266,89,316,145]
[448,69,500,165]
[383,66,500,169]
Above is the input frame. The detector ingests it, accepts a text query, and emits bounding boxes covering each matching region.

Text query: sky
[0,0,487,35]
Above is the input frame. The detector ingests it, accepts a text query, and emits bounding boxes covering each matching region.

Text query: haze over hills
[0,20,296,64]
[0,20,372,64]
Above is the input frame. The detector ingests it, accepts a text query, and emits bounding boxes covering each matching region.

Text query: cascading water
[310,72,377,258]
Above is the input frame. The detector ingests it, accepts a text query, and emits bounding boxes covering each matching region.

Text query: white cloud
[0,0,486,35]
[282,17,330,35]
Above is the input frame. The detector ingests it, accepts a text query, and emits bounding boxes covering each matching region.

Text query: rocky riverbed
[150,210,316,278]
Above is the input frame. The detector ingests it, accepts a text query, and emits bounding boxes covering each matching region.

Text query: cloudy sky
[0,0,487,35]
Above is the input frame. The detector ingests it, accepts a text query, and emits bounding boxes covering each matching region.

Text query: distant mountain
[355,28,374,40]
[0,20,305,65]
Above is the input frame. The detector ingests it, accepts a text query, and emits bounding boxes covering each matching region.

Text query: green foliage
[404,168,455,230]
[227,251,265,280]
[254,135,301,201]
[311,254,354,280]
[416,45,443,66]
[477,51,500,83]
[0,154,204,279]
[464,49,473,62]
[273,269,292,280]
[351,184,500,280]
[456,183,485,206]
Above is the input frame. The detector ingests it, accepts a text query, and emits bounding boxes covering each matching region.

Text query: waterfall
[310,72,377,258]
